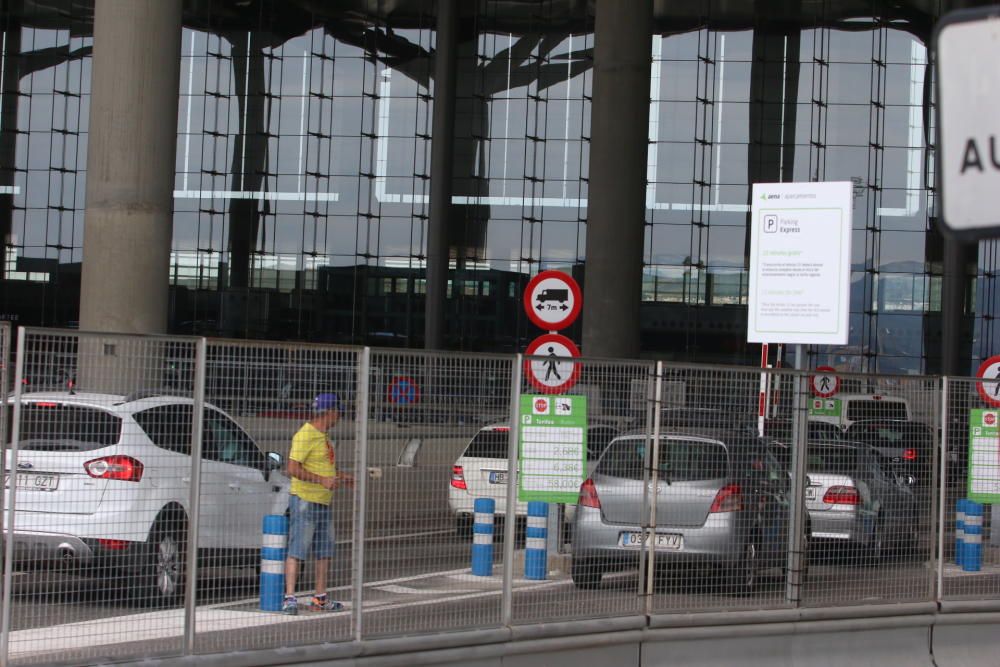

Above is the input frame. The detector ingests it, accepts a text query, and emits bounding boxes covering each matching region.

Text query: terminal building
[0,0,993,374]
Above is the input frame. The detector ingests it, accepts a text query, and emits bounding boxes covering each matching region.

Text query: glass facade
[0,1,994,373]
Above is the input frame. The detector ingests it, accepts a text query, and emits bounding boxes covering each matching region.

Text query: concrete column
[581,0,652,359]
[941,237,968,376]
[79,0,182,334]
[424,0,458,350]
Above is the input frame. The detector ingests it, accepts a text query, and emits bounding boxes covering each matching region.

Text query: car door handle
[181,477,190,484]
[228,483,240,491]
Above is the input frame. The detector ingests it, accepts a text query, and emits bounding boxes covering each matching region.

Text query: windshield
[596,437,729,481]
[9,403,122,451]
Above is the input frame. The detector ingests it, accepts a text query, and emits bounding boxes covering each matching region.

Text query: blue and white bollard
[964,500,983,572]
[525,501,548,580]
[260,514,288,611]
[956,499,967,568]
[471,498,496,577]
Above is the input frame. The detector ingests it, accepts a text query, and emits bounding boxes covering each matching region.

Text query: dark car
[843,419,934,485]
[571,427,794,593]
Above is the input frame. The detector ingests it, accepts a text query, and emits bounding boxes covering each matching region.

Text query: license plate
[4,473,59,491]
[488,471,507,484]
[618,532,683,551]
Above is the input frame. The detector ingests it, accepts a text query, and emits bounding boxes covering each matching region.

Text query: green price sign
[517,394,587,503]
[968,409,1000,503]
[809,398,842,419]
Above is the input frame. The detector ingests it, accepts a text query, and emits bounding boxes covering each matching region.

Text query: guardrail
[0,325,996,666]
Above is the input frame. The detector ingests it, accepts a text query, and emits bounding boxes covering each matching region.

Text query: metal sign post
[785,344,808,605]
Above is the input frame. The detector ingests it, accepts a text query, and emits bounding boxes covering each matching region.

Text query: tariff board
[517,394,587,503]
[968,408,1000,503]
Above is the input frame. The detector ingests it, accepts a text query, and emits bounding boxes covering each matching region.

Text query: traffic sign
[523,270,582,331]
[811,366,839,398]
[976,355,1000,407]
[935,7,1000,239]
[524,333,581,394]
[388,376,421,405]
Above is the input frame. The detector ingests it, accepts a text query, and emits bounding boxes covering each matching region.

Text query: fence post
[643,362,664,615]
[0,326,26,664]
[785,346,808,606]
[0,321,10,647]
[501,354,522,626]
[183,336,207,655]
[352,347,371,642]
[936,376,949,601]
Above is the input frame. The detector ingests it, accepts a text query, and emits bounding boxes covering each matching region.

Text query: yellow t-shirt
[289,422,337,506]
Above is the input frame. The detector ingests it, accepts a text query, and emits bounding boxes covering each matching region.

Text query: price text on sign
[518,394,587,503]
[522,270,582,331]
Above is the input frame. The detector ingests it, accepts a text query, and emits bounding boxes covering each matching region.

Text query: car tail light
[97,538,131,550]
[822,486,860,505]
[709,484,742,513]
[450,465,467,490]
[903,448,917,461]
[578,479,601,509]
[84,455,144,482]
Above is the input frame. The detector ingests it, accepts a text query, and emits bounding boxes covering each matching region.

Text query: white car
[448,422,619,536]
[3,391,289,605]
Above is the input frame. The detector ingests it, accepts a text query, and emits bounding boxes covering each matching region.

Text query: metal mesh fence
[361,349,513,638]
[940,377,1000,601]
[0,329,998,665]
[796,372,938,607]
[2,328,199,666]
[192,340,362,653]
[512,357,652,624]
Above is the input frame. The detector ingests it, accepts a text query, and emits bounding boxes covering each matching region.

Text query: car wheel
[571,557,603,590]
[728,540,759,595]
[145,517,187,607]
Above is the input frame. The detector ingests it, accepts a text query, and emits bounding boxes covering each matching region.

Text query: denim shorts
[287,495,335,561]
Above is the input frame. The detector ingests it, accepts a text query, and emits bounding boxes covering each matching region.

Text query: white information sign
[936,8,1000,238]
[747,181,853,345]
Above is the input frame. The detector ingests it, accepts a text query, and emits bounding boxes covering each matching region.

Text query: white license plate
[488,471,507,484]
[618,532,683,551]
[4,473,59,491]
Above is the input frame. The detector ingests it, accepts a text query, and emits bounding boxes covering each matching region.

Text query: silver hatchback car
[570,428,791,592]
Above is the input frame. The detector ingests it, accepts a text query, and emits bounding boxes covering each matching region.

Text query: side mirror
[267,451,283,468]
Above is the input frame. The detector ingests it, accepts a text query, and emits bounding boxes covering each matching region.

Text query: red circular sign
[811,366,840,398]
[534,398,549,412]
[976,355,1000,407]
[986,413,997,427]
[523,333,582,394]
[523,270,583,332]
[388,376,421,405]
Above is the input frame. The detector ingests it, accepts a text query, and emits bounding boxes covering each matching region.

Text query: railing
[0,325,994,666]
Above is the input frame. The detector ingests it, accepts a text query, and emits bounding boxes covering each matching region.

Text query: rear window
[807,446,856,474]
[9,403,122,451]
[597,437,729,481]
[463,429,510,459]
[846,400,908,422]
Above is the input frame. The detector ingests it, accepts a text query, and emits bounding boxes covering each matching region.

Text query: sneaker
[307,594,344,612]
[282,596,298,615]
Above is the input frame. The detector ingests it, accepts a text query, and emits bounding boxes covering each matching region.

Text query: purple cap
[313,393,340,413]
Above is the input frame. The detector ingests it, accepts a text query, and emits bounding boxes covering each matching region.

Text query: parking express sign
[518,394,587,503]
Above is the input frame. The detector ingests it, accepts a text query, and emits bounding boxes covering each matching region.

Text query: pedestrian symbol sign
[976,355,1000,408]
[523,270,582,331]
[811,366,839,398]
[524,333,581,394]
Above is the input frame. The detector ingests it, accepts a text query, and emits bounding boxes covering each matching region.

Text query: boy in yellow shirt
[283,393,354,614]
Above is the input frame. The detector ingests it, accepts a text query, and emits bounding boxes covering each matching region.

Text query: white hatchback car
[448,422,619,535]
[3,391,289,605]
